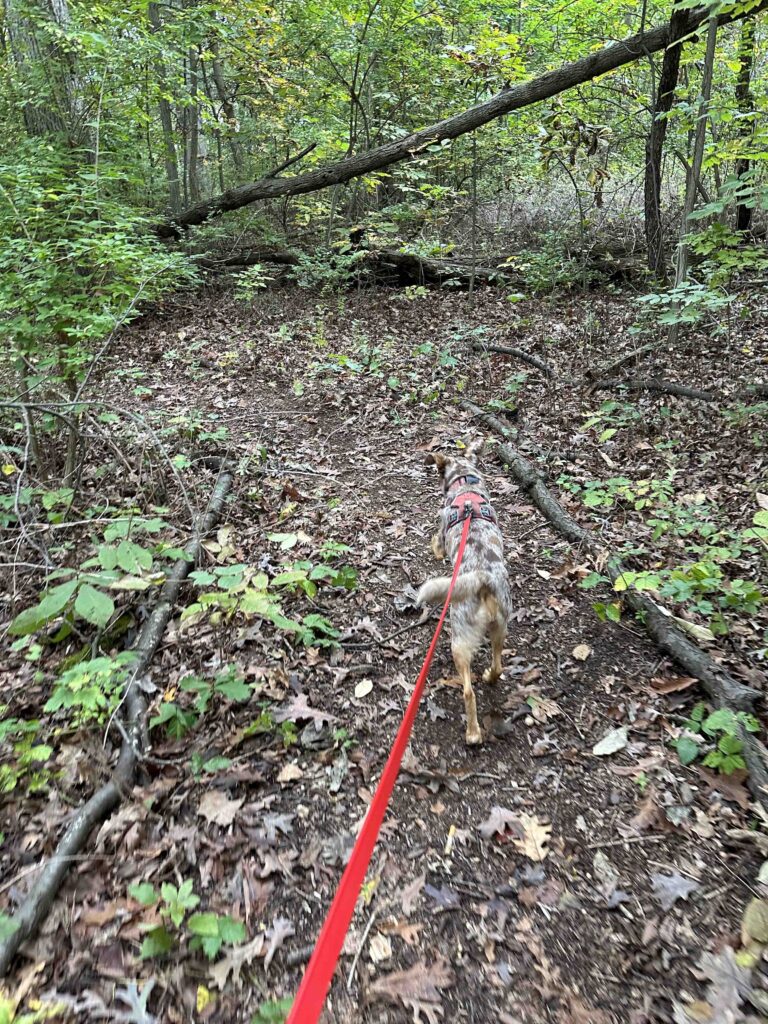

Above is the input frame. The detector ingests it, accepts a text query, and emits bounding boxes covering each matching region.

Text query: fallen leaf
[197,791,243,827]
[401,873,425,915]
[273,693,337,730]
[593,850,620,901]
[757,492,768,511]
[592,726,628,757]
[209,935,265,989]
[264,916,294,970]
[277,762,304,784]
[354,679,374,699]
[672,617,715,643]
[572,643,592,661]
[379,919,423,946]
[369,957,455,1014]
[369,933,392,963]
[478,806,523,841]
[742,897,768,945]
[424,884,460,911]
[650,871,699,911]
[650,675,697,694]
[512,814,551,862]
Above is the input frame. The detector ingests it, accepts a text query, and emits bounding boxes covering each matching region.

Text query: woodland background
[1,1,768,1022]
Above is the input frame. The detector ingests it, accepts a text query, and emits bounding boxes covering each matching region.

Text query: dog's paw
[465,726,483,745]
[482,667,502,685]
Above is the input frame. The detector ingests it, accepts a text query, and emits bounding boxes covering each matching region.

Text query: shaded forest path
[32,284,764,1023]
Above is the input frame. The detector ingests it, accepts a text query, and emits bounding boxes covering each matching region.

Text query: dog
[417,443,510,745]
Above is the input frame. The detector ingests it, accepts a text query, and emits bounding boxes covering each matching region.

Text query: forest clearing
[1,0,768,1021]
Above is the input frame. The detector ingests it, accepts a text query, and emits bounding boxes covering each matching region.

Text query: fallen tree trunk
[471,341,555,377]
[458,399,768,806]
[199,246,511,287]
[594,377,768,403]
[0,466,233,977]
[158,2,768,238]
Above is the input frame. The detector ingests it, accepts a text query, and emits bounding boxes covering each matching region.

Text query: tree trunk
[158,1,768,238]
[669,14,718,345]
[187,47,202,203]
[148,2,183,214]
[734,18,756,233]
[4,0,76,139]
[209,39,245,178]
[644,4,687,281]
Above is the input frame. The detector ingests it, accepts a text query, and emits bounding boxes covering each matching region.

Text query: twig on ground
[0,465,234,977]
[471,341,555,377]
[347,906,378,991]
[341,607,432,648]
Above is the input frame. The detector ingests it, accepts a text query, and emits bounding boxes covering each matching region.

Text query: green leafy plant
[150,666,253,739]
[44,652,137,724]
[676,704,759,774]
[251,997,294,1024]
[129,879,245,961]
[0,715,53,794]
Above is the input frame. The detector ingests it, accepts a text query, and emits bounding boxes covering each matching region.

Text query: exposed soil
[2,282,767,1023]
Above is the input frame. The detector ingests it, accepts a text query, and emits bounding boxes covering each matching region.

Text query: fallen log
[157,1,768,237]
[593,377,768,403]
[458,398,768,807]
[0,466,234,977]
[471,341,555,377]
[198,246,511,288]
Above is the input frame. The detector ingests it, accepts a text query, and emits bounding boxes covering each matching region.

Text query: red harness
[447,490,497,530]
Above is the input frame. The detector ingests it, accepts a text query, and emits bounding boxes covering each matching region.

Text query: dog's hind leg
[482,616,506,684]
[453,641,482,745]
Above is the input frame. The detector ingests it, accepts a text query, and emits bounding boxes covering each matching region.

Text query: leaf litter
[2,285,767,1022]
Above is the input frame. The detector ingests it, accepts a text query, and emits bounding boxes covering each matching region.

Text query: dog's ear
[463,438,486,463]
[425,452,448,474]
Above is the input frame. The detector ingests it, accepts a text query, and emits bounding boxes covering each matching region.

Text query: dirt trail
[4,285,764,1024]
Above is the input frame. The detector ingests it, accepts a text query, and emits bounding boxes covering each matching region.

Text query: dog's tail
[417,570,494,608]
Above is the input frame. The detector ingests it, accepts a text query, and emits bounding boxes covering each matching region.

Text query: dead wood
[471,341,555,377]
[585,342,657,381]
[593,377,768,403]
[458,399,768,807]
[157,1,768,237]
[0,466,234,977]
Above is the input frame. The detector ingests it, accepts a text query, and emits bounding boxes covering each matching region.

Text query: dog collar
[446,473,481,492]
[447,491,497,530]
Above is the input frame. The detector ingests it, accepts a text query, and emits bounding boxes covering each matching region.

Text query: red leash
[285,515,472,1024]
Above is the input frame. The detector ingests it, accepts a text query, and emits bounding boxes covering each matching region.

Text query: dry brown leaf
[401,872,425,916]
[380,919,424,947]
[369,933,392,963]
[512,814,551,861]
[369,956,455,1013]
[277,762,304,784]
[197,790,243,827]
[209,934,265,989]
[478,805,524,841]
[650,675,698,694]
[572,643,592,661]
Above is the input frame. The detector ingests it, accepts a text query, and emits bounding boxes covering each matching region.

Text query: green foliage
[0,141,196,385]
[252,998,294,1024]
[129,878,246,961]
[290,248,366,292]
[0,714,53,794]
[150,666,253,739]
[234,264,274,301]
[44,652,137,724]
[676,703,759,775]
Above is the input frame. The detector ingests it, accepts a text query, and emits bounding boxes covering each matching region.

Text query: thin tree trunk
[148,2,182,214]
[187,47,201,203]
[209,39,245,178]
[669,14,718,344]
[159,0,766,237]
[644,3,687,281]
[735,18,756,233]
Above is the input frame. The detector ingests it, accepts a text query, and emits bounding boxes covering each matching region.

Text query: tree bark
[157,1,768,238]
[644,4,687,280]
[148,2,183,214]
[209,39,245,178]
[670,14,718,331]
[734,18,756,233]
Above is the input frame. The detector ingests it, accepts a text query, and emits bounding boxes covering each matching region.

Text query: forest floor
[2,281,768,1024]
